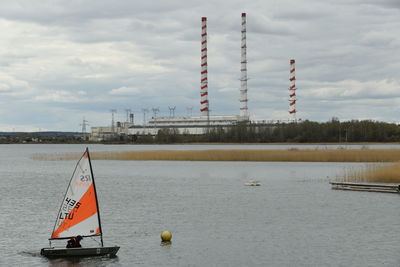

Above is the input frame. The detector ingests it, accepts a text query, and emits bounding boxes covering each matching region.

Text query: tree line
[2,119,399,144]
[133,118,400,144]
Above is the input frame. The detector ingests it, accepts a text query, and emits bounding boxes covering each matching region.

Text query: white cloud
[0,123,48,132]
[0,73,34,97]
[34,90,84,103]
[109,86,140,95]
[302,79,400,100]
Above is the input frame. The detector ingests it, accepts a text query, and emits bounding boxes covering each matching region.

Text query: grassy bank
[34,148,400,162]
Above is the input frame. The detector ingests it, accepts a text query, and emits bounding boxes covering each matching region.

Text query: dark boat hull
[40,246,120,258]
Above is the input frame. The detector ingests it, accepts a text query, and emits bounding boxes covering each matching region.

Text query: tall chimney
[200,17,209,116]
[239,13,249,120]
[289,59,297,121]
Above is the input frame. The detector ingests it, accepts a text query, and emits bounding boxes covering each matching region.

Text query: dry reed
[90,149,400,163]
[31,148,400,183]
[340,163,400,183]
[32,149,400,162]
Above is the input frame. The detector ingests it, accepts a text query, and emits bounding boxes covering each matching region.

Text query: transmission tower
[110,109,116,133]
[186,106,193,117]
[168,106,176,117]
[125,109,132,122]
[141,108,149,126]
[80,117,89,134]
[152,108,160,133]
[152,108,160,119]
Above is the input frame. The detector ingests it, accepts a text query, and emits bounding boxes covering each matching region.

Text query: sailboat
[41,148,120,257]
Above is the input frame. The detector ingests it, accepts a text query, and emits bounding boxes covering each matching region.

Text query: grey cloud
[358,0,400,9]
[0,0,199,25]
[0,0,399,130]
[249,15,292,36]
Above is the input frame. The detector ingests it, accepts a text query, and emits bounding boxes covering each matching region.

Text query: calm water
[0,144,399,267]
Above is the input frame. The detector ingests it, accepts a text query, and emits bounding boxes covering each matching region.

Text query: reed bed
[364,162,400,183]
[340,163,400,183]
[32,148,400,183]
[32,148,400,162]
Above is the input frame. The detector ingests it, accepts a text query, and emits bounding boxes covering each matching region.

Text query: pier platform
[330,182,400,194]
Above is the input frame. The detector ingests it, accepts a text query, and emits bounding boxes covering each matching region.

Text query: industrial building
[90,122,133,141]
[129,115,245,135]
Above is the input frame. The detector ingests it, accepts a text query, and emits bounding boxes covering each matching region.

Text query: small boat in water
[41,246,120,257]
[244,180,261,186]
[41,148,120,258]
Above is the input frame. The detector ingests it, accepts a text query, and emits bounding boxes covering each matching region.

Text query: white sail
[51,149,101,239]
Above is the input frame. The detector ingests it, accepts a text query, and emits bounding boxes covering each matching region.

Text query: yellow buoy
[161,231,172,242]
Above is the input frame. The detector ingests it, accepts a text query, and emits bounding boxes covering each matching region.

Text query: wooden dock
[330,182,400,194]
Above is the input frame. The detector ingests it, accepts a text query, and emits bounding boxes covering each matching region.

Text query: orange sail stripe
[52,184,98,238]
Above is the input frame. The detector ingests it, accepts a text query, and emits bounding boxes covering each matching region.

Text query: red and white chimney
[200,17,209,116]
[288,59,297,121]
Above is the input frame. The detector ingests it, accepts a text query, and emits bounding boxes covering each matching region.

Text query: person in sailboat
[66,235,83,248]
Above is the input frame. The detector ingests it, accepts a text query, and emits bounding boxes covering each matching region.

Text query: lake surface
[0,144,399,266]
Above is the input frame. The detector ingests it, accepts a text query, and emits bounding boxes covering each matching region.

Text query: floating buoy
[161,231,172,242]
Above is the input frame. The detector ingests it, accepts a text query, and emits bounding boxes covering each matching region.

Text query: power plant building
[129,115,243,135]
[90,122,133,141]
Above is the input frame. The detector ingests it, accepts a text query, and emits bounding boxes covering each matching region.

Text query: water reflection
[160,241,172,246]
[48,258,83,267]
[47,256,119,267]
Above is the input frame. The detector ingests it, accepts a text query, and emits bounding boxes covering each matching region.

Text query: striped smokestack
[289,59,297,121]
[200,17,209,116]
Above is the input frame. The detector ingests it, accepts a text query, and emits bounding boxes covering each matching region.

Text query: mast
[86,147,104,247]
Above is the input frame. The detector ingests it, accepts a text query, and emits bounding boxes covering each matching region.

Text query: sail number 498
[59,197,81,221]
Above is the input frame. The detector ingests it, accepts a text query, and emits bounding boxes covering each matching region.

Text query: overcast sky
[0,0,399,132]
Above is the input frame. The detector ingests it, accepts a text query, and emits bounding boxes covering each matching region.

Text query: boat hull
[40,246,120,258]
[244,180,261,186]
